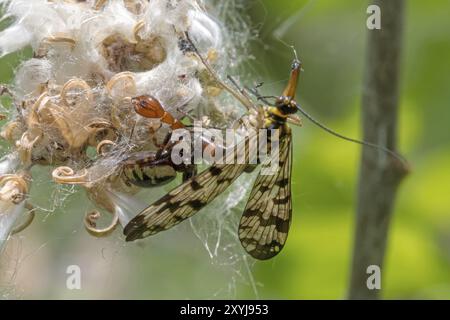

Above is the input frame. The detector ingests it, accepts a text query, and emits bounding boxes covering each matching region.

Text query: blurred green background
[0,0,449,299]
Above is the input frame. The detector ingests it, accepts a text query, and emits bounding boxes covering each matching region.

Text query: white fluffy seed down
[1,0,225,108]
[0,0,249,242]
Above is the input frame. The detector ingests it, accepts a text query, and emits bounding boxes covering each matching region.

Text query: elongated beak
[282,59,302,99]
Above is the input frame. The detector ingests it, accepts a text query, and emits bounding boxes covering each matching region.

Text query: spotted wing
[124,135,256,241]
[239,130,292,260]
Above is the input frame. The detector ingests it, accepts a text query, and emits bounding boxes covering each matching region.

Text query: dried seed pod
[106,72,137,100]
[101,21,167,73]
[52,167,89,185]
[84,209,119,237]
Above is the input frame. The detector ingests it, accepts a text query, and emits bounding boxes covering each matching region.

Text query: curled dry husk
[0,170,32,253]
[0,0,245,241]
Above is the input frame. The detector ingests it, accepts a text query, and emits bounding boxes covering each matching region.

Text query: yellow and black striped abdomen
[122,151,177,188]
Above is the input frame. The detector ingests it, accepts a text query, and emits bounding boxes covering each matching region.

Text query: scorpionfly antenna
[256,71,408,165]
[292,101,409,166]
